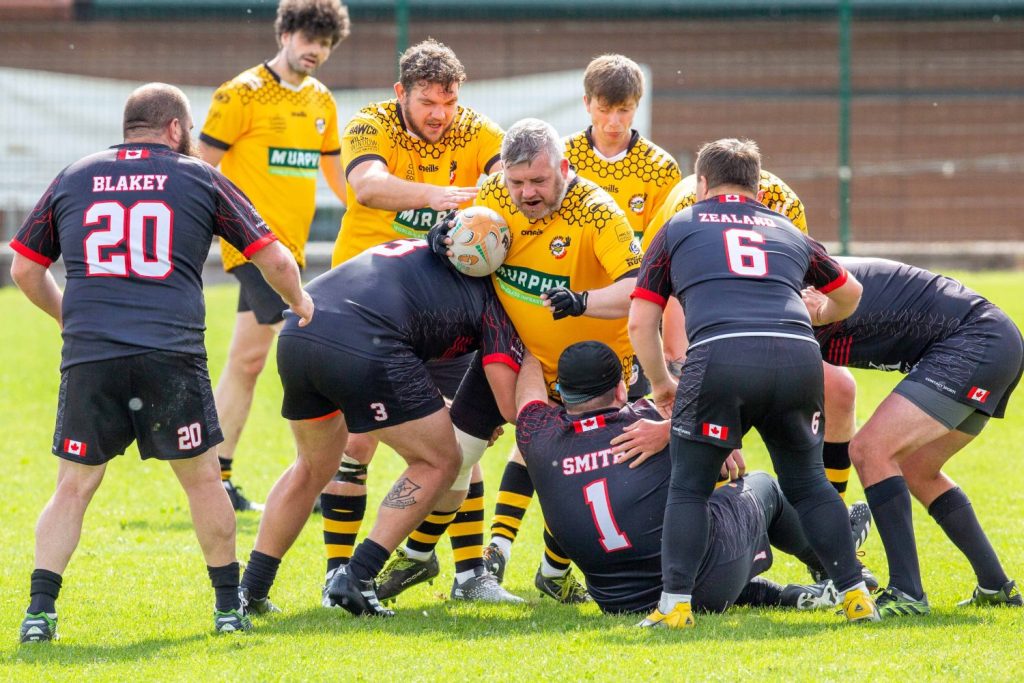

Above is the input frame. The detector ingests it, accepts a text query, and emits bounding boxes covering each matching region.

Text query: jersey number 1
[84,200,173,278]
[583,479,631,552]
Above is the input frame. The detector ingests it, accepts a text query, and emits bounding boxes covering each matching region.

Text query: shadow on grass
[10,632,208,664]
[230,600,990,642]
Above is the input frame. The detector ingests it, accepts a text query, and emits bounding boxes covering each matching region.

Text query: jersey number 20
[84,200,173,278]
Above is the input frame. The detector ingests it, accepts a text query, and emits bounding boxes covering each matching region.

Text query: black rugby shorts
[233,262,288,325]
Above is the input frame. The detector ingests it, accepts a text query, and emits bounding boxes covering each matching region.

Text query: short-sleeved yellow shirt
[331,100,503,266]
[564,129,680,241]
[200,63,340,270]
[478,174,642,397]
[643,169,808,251]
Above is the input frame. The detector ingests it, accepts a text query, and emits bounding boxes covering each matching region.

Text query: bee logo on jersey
[629,193,646,214]
[549,236,571,259]
[449,160,458,184]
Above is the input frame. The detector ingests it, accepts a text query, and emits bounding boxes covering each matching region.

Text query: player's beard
[520,173,568,220]
[403,103,454,143]
[177,135,199,158]
[287,51,319,76]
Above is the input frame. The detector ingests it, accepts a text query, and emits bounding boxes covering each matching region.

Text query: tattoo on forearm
[382,477,422,509]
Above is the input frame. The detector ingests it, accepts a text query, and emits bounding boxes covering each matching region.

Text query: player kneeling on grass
[238,237,523,617]
[802,257,1024,616]
[11,83,312,642]
[515,342,872,615]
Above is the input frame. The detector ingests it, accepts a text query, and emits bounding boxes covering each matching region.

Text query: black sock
[490,461,534,545]
[348,539,391,583]
[207,562,241,612]
[218,456,232,482]
[928,487,1009,591]
[28,569,62,614]
[240,550,281,601]
[865,476,924,599]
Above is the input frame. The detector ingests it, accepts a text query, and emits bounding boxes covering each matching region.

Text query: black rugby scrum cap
[556,341,622,404]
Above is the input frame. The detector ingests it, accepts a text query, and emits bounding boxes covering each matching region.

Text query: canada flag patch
[702,423,729,440]
[969,386,990,403]
[117,148,150,160]
[63,438,88,457]
[573,415,606,433]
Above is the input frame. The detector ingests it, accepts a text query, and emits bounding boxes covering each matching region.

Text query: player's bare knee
[824,368,857,417]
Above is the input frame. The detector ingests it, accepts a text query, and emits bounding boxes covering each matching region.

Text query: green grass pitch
[1,272,1022,681]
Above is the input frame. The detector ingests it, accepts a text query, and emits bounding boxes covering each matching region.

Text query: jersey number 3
[84,200,173,278]
[583,479,632,552]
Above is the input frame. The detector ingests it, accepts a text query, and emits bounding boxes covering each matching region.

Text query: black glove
[542,287,588,320]
[426,209,458,259]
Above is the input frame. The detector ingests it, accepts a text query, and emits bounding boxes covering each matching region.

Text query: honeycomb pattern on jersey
[358,100,489,160]
[671,170,806,232]
[479,175,622,230]
[224,67,334,110]
[564,132,680,186]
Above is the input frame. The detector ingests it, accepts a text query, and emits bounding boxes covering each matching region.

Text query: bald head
[123,83,193,149]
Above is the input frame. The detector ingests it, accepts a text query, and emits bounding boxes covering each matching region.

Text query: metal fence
[2,1,1023,251]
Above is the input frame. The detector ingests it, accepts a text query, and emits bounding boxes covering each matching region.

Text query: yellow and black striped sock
[490,461,534,547]
[542,523,571,574]
[823,441,852,502]
[218,456,232,482]
[450,481,485,577]
[406,509,458,558]
[321,493,366,573]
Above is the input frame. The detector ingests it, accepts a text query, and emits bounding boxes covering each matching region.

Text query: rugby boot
[239,586,281,616]
[19,612,57,643]
[451,566,524,603]
[637,602,695,629]
[534,566,591,604]
[841,586,881,623]
[848,501,872,549]
[781,580,839,610]
[957,579,1023,607]
[214,608,252,633]
[875,586,930,618]
[375,548,440,602]
[322,568,341,608]
[223,479,264,512]
[482,543,508,584]
[327,565,394,617]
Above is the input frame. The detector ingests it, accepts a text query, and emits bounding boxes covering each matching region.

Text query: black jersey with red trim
[518,398,774,613]
[517,398,668,613]
[813,257,990,370]
[10,143,276,370]
[632,194,847,346]
[280,239,523,369]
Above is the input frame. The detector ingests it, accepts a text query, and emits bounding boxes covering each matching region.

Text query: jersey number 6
[84,200,173,279]
[723,228,768,277]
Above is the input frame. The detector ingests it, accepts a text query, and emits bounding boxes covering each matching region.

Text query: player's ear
[615,381,628,404]
[394,82,405,100]
[559,157,570,177]
[696,175,709,201]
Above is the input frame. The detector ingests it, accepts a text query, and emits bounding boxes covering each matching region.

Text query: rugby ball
[447,206,512,277]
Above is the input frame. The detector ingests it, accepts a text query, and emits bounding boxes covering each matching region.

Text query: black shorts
[671,336,824,451]
[692,475,774,613]
[426,353,474,400]
[449,353,506,440]
[900,303,1024,420]
[52,352,223,466]
[233,262,287,325]
[277,335,445,433]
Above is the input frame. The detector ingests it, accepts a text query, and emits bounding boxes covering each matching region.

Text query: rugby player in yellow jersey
[481,56,682,591]
[198,0,350,512]
[620,170,865,549]
[319,39,516,606]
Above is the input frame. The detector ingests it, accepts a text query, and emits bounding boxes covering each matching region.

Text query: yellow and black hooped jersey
[331,100,503,266]
[565,128,680,241]
[643,169,809,251]
[477,174,642,398]
[200,63,340,270]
